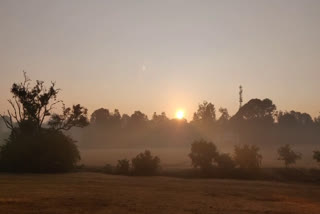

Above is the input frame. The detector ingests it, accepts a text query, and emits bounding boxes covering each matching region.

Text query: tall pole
[239,85,243,109]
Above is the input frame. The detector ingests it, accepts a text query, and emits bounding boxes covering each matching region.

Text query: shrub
[314,151,320,165]
[116,159,130,175]
[278,144,301,168]
[131,150,160,175]
[0,130,80,172]
[234,144,262,169]
[189,139,219,171]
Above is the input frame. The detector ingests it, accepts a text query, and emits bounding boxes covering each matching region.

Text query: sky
[0,0,319,120]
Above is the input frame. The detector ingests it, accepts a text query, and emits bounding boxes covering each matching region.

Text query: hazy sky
[0,0,319,120]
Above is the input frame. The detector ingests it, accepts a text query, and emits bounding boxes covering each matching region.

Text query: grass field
[1,173,320,214]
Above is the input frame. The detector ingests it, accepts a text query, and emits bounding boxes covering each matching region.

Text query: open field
[0,173,320,214]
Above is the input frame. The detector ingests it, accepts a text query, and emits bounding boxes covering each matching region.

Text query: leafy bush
[234,144,262,169]
[314,151,320,165]
[116,159,130,175]
[278,144,301,168]
[189,139,219,171]
[131,150,160,175]
[0,130,80,172]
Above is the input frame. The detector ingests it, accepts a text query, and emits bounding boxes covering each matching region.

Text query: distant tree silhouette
[74,95,320,157]
[131,150,160,175]
[234,144,262,169]
[0,73,88,172]
[116,158,130,175]
[230,98,276,145]
[192,101,216,123]
[90,108,121,128]
[278,111,313,127]
[152,112,169,124]
[189,139,219,171]
[313,151,320,166]
[129,111,148,128]
[277,144,301,168]
[218,108,230,124]
[233,98,276,123]
[90,108,110,125]
[121,113,130,128]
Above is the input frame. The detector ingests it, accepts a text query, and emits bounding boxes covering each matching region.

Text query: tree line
[0,74,320,173]
[77,98,320,149]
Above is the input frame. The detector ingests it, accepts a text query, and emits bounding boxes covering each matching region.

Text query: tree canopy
[0,73,89,172]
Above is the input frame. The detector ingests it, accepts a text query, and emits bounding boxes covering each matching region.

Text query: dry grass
[0,172,320,214]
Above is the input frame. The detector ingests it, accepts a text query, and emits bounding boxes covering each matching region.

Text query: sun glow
[175,110,185,119]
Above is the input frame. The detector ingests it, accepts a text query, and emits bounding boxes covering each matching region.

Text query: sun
[175,110,185,119]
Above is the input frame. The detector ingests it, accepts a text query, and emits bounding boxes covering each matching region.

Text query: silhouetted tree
[189,139,219,170]
[121,113,130,128]
[234,144,262,169]
[278,111,313,127]
[129,111,148,128]
[231,98,276,145]
[218,107,230,124]
[48,104,88,131]
[192,101,216,123]
[90,108,110,125]
[277,144,301,168]
[131,150,160,175]
[0,129,80,172]
[0,73,88,172]
[90,108,121,128]
[233,98,276,123]
[116,158,130,175]
[152,112,169,123]
[1,72,60,133]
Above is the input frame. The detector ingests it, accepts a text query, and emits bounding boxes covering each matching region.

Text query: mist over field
[1,0,320,213]
[64,101,320,169]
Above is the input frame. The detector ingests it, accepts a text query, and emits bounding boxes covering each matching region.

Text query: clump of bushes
[103,150,160,176]
[131,150,160,175]
[0,130,80,173]
[189,139,263,177]
[189,139,236,172]
[189,139,219,171]
[233,144,262,169]
[277,144,301,168]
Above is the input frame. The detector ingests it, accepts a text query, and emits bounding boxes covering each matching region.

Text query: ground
[0,173,320,214]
